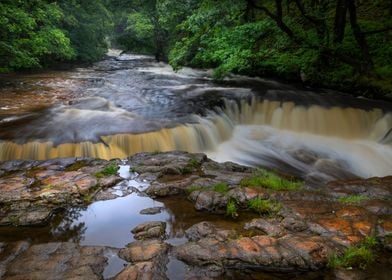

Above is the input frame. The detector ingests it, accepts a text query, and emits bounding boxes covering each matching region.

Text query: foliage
[95,163,119,178]
[0,0,112,72]
[248,197,281,215]
[0,0,74,72]
[338,195,369,204]
[328,236,378,269]
[213,182,229,193]
[226,199,238,218]
[58,0,112,62]
[240,169,302,191]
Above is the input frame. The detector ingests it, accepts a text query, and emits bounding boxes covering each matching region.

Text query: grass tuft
[226,199,238,218]
[248,197,282,215]
[240,169,302,191]
[338,195,368,204]
[213,182,229,193]
[95,163,119,178]
[328,236,378,269]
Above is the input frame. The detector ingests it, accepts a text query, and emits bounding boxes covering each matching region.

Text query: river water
[0,51,391,182]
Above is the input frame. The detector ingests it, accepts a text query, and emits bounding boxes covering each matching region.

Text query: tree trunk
[333,0,347,43]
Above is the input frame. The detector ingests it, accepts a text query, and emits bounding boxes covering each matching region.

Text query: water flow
[0,54,391,181]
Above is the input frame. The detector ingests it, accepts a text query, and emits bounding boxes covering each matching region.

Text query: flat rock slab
[0,242,107,280]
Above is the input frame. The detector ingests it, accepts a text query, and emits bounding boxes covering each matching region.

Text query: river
[0,50,391,183]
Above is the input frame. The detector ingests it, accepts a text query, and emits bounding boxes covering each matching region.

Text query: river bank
[0,152,391,279]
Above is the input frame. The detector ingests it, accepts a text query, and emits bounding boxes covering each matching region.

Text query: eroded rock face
[0,242,107,279]
[0,158,122,226]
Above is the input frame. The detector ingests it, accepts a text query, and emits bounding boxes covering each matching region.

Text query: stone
[131,221,166,240]
[139,207,164,215]
[118,240,169,262]
[244,218,286,237]
[185,222,236,242]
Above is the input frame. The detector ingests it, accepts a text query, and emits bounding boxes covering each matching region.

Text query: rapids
[0,51,391,182]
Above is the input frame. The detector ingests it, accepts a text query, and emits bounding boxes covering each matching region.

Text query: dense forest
[1,0,391,97]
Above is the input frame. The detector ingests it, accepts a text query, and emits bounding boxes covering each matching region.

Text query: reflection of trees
[50,207,87,243]
[157,197,202,239]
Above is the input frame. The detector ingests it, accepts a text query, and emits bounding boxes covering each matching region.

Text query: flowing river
[1,51,391,183]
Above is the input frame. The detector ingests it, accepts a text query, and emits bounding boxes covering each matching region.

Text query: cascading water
[0,53,391,182]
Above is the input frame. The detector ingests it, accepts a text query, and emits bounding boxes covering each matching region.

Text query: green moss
[213,182,229,193]
[226,199,238,218]
[42,185,54,190]
[328,236,378,269]
[240,169,302,191]
[95,163,119,178]
[248,197,282,215]
[65,161,88,171]
[338,195,368,204]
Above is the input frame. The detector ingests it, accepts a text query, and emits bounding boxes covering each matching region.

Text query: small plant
[338,195,368,204]
[240,169,302,191]
[328,236,378,269]
[95,163,119,178]
[226,199,238,218]
[182,156,201,174]
[248,197,282,215]
[213,182,229,193]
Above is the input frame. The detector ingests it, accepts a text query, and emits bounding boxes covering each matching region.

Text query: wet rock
[119,240,170,262]
[131,221,167,240]
[327,176,392,199]
[281,216,308,232]
[0,158,122,226]
[140,207,164,215]
[363,200,392,215]
[0,242,107,279]
[190,191,228,212]
[128,152,206,176]
[174,234,335,272]
[116,240,169,280]
[227,187,268,206]
[244,218,286,237]
[185,222,236,242]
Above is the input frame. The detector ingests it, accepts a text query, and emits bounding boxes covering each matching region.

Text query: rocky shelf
[0,152,391,279]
